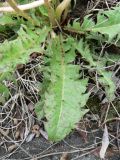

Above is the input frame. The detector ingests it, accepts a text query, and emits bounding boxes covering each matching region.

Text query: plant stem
[0,0,51,12]
[7,0,38,25]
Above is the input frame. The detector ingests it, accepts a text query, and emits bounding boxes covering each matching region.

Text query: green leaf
[90,7,120,42]
[38,5,48,17]
[40,36,89,141]
[67,6,120,42]
[0,84,9,104]
[76,39,96,66]
[35,101,44,120]
[0,25,49,74]
[76,39,116,101]
[98,71,116,101]
[0,14,16,25]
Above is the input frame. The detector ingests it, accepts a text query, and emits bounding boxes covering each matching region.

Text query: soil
[0,0,120,160]
[0,130,120,160]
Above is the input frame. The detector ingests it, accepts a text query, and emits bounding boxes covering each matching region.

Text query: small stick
[0,128,33,159]
[0,0,51,12]
[7,0,37,25]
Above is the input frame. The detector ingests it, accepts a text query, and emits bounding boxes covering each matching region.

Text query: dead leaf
[8,144,17,152]
[39,129,48,140]
[4,129,9,136]
[92,147,101,157]
[100,125,109,159]
[28,102,35,112]
[32,125,40,137]
[15,130,20,139]
[30,52,42,60]
[16,64,25,73]
[13,118,18,125]
[60,152,69,160]
[32,125,40,131]
[18,124,25,140]
[26,133,35,142]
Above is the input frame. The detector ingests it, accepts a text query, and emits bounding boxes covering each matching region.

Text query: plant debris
[0,0,120,159]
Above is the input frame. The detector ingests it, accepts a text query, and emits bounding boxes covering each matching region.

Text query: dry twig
[0,0,52,12]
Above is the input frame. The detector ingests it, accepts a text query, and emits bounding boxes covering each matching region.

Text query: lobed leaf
[76,39,116,101]
[39,36,89,141]
[0,25,49,74]
[67,6,120,42]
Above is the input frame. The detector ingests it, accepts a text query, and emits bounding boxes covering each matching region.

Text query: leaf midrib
[91,23,120,31]
[56,38,65,135]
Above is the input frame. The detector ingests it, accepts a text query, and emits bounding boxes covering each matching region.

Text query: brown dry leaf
[32,125,40,138]
[26,133,35,142]
[28,102,35,112]
[60,152,69,160]
[100,125,109,159]
[32,125,40,131]
[30,52,42,60]
[16,64,25,73]
[92,147,101,157]
[15,130,20,139]
[16,64,25,69]
[35,131,40,138]
[106,148,119,158]
[16,123,25,140]
[19,127,25,140]
[76,123,88,143]
[8,144,17,152]
[13,118,18,125]
[4,129,9,136]
[39,129,48,140]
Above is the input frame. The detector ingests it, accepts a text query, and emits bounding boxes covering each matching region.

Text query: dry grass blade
[0,128,33,158]
[56,0,71,21]
[7,144,17,152]
[100,125,109,159]
[0,57,43,157]
[87,0,120,13]
[0,0,52,12]
[0,0,120,159]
